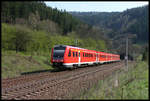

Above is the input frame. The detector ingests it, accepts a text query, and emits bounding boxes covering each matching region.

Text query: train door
[105,54,107,62]
[78,51,81,66]
[96,53,98,63]
[98,53,100,62]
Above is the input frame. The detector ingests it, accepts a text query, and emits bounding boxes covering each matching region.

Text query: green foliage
[71,5,149,44]
[79,38,106,51]
[1,1,81,35]
[2,23,32,52]
[2,50,52,79]
[2,23,107,54]
[142,45,149,61]
[96,40,106,51]
[1,1,108,53]
[79,61,148,99]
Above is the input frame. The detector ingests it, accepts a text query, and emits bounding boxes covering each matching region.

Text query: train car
[51,45,120,69]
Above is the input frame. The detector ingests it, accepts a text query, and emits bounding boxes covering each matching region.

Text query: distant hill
[69,5,149,44]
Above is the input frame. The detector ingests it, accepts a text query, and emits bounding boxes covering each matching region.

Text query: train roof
[54,45,93,51]
[54,45,119,56]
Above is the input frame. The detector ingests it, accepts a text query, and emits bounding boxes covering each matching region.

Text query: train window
[79,52,80,57]
[53,46,66,58]
[101,55,105,58]
[73,52,75,57]
[54,46,66,50]
[68,50,71,57]
[83,53,84,57]
[76,52,78,57]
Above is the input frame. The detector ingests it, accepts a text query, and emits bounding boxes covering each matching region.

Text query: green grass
[78,61,149,99]
[2,50,53,79]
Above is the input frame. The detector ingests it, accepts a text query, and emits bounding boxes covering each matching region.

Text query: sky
[45,1,149,12]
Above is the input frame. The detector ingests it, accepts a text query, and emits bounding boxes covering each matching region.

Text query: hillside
[1,1,108,51]
[69,5,149,44]
[1,1,148,61]
[1,1,81,35]
[2,23,108,78]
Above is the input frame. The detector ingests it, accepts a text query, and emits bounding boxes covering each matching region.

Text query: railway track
[2,61,126,99]
[2,61,123,88]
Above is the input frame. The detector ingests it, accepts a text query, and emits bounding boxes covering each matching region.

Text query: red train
[51,45,120,69]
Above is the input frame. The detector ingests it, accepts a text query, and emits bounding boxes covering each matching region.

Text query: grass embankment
[79,61,149,99]
[2,50,53,79]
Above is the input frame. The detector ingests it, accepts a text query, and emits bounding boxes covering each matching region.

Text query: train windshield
[53,46,66,58]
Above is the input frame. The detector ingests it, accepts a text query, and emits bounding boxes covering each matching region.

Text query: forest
[70,5,149,44]
[1,1,149,60]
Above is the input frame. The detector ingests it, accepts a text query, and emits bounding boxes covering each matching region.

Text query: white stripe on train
[63,60,120,68]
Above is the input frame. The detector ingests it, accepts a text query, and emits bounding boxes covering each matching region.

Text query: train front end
[51,45,66,68]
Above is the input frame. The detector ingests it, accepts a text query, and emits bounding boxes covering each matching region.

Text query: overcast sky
[45,1,149,12]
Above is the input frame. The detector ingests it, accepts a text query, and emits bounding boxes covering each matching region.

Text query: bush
[2,23,32,52]
[2,23,107,55]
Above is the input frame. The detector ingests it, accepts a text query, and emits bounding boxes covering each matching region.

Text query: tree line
[1,1,82,35]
